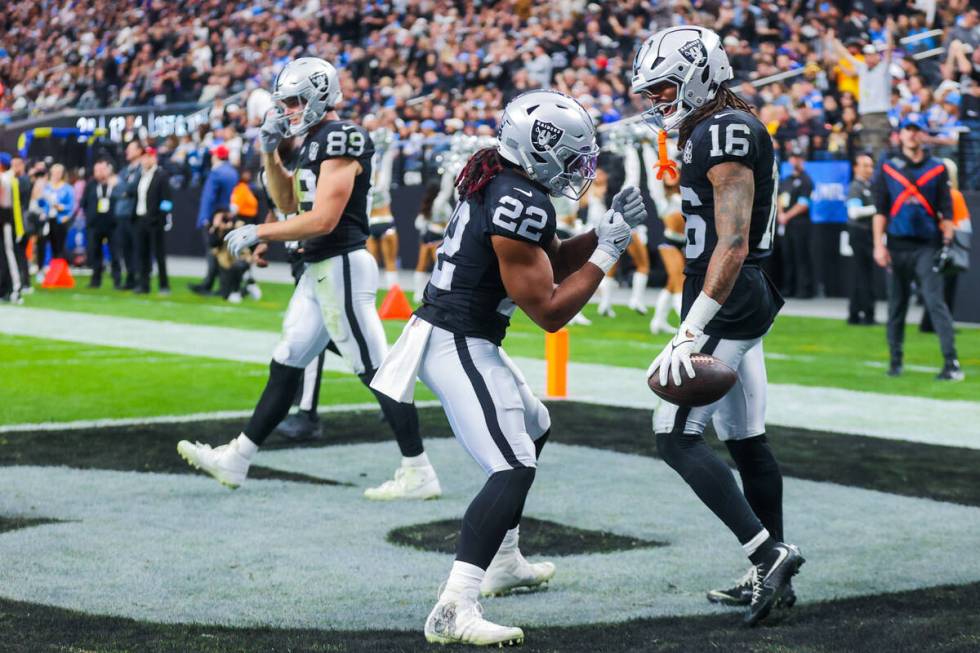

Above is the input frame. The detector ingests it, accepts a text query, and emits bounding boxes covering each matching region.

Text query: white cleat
[364,464,442,501]
[246,283,262,301]
[628,299,648,315]
[424,597,524,647]
[176,439,251,489]
[649,317,671,335]
[597,306,616,318]
[481,549,556,597]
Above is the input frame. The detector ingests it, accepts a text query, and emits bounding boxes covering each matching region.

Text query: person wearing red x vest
[871,114,962,381]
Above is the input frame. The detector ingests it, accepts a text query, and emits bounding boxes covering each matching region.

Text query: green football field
[3,275,980,653]
[3,275,978,427]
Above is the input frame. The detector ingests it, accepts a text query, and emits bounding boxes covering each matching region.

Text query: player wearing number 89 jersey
[293,117,375,262]
[178,57,440,505]
[633,26,802,626]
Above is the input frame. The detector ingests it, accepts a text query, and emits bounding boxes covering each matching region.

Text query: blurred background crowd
[1,0,978,322]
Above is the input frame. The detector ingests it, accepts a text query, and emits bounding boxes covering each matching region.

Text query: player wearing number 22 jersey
[371,89,647,646]
[633,26,803,627]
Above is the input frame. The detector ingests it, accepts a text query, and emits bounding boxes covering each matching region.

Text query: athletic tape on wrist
[588,248,618,274]
[684,291,722,332]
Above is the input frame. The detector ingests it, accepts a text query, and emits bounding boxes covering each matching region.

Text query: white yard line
[3,305,978,448]
[0,401,442,434]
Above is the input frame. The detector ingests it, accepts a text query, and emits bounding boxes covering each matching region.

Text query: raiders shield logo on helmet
[679,40,707,65]
[530,120,564,152]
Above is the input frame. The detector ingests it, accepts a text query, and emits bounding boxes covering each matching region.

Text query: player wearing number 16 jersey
[177,57,440,501]
[632,26,803,626]
[371,90,646,646]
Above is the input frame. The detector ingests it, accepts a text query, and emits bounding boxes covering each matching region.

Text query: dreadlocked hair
[456,147,505,200]
[678,85,757,147]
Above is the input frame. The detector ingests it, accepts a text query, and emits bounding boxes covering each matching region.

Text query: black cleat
[887,358,902,377]
[274,411,323,442]
[776,580,797,609]
[936,359,965,382]
[706,568,754,606]
[744,543,804,627]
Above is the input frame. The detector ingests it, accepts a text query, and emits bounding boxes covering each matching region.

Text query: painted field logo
[530,120,564,152]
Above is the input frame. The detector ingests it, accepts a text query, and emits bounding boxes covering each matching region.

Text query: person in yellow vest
[8,155,33,295]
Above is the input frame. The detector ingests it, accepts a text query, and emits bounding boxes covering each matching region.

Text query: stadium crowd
[1,1,979,164]
[1,0,978,321]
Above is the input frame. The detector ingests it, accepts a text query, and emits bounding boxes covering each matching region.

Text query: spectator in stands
[828,24,895,159]
[111,140,143,290]
[845,153,878,325]
[133,147,171,295]
[872,115,961,380]
[81,159,119,289]
[36,163,74,265]
[190,145,237,296]
[778,147,816,299]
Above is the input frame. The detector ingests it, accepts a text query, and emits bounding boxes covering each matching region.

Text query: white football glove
[414,215,428,235]
[647,292,722,387]
[225,224,261,258]
[595,209,632,258]
[648,322,703,387]
[260,107,289,154]
[611,185,647,229]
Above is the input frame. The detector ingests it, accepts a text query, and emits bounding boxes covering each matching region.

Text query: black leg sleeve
[656,431,766,547]
[458,468,537,570]
[509,429,551,529]
[359,369,423,458]
[244,360,304,446]
[726,435,784,543]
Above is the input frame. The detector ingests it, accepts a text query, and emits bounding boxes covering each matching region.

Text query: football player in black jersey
[371,90,646,646]
[632,27,803,626]
[177,58,440,501]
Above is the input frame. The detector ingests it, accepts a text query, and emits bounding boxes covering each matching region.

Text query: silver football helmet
[631,26,732,132]
[273,57,343,137]
[497,90,599,200]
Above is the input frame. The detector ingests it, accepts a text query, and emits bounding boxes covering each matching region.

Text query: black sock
[457,468,536,569]
[656,431,766,549]
[306,349,326,414]
[359,369,423,457]
[509,429,551,529]
[726,435,784,543]
[244,360,304,446]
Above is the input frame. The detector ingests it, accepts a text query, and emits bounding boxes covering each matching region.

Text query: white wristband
[588,248,617,274]
[684,291,722,332]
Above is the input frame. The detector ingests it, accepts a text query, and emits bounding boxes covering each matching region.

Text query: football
[648,354,738,407]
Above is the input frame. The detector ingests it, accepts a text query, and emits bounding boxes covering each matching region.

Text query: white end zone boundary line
[0,401,443,434]
[2,306,978,448]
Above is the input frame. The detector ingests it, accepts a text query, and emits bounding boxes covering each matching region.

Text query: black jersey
[678,108,783,339]
[415,167,557,345]
[293,119,375,262]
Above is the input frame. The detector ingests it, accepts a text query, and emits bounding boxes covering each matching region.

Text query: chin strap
[654,129,679,182]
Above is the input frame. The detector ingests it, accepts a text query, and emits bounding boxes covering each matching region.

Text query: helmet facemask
[551,144,599,200]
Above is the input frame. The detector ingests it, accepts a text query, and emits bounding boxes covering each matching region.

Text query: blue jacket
[196,162,238,228]
[872,152,952,244]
